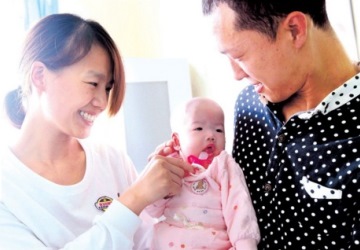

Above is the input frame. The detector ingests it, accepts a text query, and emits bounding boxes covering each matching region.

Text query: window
[0,0,58,145]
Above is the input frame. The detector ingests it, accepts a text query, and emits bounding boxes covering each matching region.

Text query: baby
[147,97,260,249]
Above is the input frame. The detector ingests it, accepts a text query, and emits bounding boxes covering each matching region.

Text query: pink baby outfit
[146,150,260,249]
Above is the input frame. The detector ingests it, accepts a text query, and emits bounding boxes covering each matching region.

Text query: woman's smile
[79,110,97,123]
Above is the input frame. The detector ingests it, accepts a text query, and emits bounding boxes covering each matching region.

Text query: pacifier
[187,151,213,176]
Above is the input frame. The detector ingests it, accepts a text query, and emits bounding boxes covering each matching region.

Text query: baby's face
[176,100,225,166]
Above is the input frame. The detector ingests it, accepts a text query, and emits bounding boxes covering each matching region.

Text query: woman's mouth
[80,111,96,123]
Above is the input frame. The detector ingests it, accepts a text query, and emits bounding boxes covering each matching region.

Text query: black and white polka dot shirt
[232,73,360,250]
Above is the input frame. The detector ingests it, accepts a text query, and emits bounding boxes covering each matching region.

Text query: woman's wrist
[117,187,149,216]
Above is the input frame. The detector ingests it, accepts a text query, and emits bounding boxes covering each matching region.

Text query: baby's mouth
[203,144,215,155]
[198,151,209,160]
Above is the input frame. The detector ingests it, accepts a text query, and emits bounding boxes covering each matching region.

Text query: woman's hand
[118,155,193,215]
[147,140,177,161]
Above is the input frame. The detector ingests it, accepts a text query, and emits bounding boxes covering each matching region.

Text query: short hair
[202,0,330,40]
[8,13,125,127]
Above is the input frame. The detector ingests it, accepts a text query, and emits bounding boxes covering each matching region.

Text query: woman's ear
[171,133,181,151]
[30,61,47,93]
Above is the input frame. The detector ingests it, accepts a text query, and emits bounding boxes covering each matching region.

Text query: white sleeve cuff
[95,200,141,239]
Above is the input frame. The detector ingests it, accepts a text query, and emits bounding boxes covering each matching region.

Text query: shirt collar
[265,71,360,121]
[302,72,360,119]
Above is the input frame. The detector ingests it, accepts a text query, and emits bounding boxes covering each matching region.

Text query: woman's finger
[147,140,176,161]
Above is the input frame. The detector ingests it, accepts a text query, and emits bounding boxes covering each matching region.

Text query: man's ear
[283,11,307,48]
[171,132,181,151]
[30,61,47,93]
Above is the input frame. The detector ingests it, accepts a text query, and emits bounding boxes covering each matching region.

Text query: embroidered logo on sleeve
[94,196,113,211]
[300,176,342,199]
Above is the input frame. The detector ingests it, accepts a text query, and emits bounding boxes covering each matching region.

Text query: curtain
[23,0,58,30]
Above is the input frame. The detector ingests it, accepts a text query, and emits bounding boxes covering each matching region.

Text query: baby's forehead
[184,107,224,126]
[185,98,221,113]
[171,98,224,130]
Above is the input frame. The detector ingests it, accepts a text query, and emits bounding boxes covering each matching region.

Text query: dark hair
[202,0,330,40]
[4,87,25,129]
[6,13,125,127]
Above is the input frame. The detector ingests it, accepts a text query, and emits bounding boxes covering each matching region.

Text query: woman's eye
[88,82,98,87]
[105,85,113,93]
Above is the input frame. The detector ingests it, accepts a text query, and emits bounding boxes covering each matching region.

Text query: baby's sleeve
[217,153,261,249]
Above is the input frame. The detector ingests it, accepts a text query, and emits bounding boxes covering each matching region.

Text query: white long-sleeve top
[0,139,153,249]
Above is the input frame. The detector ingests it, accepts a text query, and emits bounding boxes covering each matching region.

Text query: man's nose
[229,58,248,81]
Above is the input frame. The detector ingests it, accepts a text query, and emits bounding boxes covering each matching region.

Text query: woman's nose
[92,89,108,110]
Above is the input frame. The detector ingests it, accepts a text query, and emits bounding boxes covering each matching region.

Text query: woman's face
[39,44,113,139]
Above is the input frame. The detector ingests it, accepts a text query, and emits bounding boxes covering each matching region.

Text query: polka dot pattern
[232,73,360,249]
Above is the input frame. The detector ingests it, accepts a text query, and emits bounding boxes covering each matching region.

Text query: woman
[0,13,191,249]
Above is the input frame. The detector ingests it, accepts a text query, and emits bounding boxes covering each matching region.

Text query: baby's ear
[171,133,181,151]
[30,61,47,93]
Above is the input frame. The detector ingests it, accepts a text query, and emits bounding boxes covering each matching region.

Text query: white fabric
[0,139,153,249]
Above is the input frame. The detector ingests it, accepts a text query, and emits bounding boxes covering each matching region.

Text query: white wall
[327,0,359,61]
[57,0,246,152]
[1,0,358,151]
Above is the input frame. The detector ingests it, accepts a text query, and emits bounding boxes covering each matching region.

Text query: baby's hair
[170,97,224,133]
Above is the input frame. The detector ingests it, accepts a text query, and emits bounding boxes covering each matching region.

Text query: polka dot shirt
[232,72,360,250]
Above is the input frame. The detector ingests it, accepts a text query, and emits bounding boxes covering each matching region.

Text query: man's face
[209,2,304,104]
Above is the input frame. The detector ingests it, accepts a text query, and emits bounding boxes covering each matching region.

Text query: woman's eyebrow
[85,70,113,84]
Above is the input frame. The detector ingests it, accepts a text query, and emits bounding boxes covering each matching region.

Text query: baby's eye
[194,127,203,131]
[216,129,224,133]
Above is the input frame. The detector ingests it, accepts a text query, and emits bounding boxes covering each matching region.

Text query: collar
[298,72,360,119]
[264,71,360,121]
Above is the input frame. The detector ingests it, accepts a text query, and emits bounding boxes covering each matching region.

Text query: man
[202,0,360,249]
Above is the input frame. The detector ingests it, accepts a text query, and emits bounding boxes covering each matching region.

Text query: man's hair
[202,0,330,40]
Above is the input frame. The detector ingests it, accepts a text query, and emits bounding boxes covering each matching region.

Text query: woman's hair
[202,0,330,40]
[5,13,125,127]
